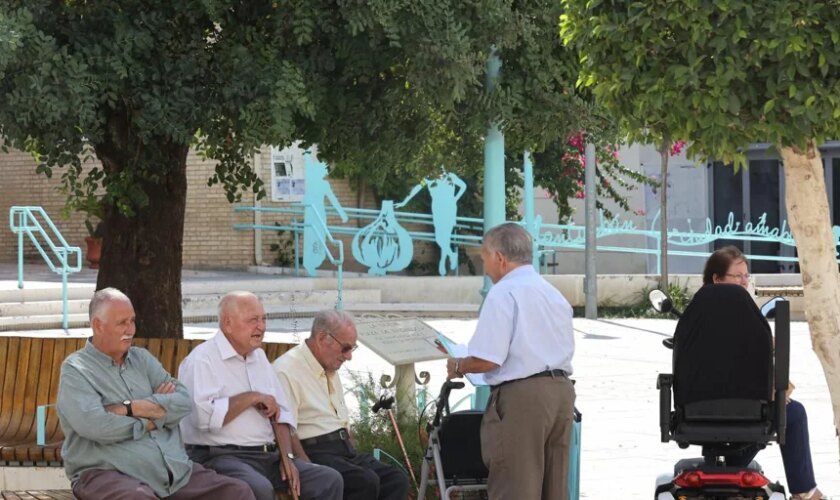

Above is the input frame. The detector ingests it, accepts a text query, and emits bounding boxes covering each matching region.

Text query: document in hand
[435,333,488,387]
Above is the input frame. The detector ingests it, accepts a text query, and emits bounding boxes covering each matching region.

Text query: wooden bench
[0,337,294,466]
[0,491,74,499]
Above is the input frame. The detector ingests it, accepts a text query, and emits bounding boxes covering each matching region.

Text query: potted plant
[78,195,105,269]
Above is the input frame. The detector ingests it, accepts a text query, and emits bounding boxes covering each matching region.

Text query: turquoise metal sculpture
[302,152,348,277]
[352,200,414,275]
[395,171,467,276]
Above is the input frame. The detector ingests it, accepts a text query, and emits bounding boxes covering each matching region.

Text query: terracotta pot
[85,236,102,269]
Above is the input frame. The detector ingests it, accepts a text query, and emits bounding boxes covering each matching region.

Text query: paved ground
[327,317,839,500]
[1,263,837,498]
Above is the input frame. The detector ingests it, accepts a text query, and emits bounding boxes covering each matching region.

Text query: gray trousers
[72,463,255,499]
[188,446,343,500]
[481,375,576,500]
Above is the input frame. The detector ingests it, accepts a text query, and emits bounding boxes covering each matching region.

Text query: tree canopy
[561,0,840,162]
[0,0,619,337]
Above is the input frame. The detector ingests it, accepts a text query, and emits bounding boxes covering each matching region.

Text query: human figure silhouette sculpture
[302,153,348,276]
[396,171,467,276]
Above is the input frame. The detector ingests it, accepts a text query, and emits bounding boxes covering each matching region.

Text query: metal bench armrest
[37,403,57,446]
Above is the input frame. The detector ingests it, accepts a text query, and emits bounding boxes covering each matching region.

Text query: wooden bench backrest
[0,337,295,451]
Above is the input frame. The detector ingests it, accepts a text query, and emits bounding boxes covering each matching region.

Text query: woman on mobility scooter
[703,246,821,500]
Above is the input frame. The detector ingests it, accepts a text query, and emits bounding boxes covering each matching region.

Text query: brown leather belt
[491,369,568,390]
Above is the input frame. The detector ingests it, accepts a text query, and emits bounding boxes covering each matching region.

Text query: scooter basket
[438,409,489,481]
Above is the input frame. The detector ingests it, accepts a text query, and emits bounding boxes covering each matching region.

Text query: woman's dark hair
[702,246,748,285]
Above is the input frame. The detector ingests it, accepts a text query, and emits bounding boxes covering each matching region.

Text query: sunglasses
[325,331,358,354]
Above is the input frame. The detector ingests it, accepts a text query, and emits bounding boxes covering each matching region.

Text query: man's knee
[218,476,258,500]
[347,467,381,497]
[241,474,275,500]
[380,465,410,498]
[306,465,344,498]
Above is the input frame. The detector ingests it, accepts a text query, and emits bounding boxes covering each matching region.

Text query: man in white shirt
[273,309,410,500]
[178,291,342,500]
[446,223,576,500]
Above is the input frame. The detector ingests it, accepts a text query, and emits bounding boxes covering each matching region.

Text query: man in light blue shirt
[446,223,576,500]
[58,288,254,499]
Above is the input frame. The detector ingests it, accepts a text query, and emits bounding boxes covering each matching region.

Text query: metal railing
[237,203,346,309]
[9,206,82,330]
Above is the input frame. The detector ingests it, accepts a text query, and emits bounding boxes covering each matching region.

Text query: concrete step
[0,299,90,317]
[0,284,95,303]
[0,301,476,332]
[181,289,380,312]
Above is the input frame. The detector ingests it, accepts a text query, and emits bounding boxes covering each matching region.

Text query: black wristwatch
[123,400,133,417]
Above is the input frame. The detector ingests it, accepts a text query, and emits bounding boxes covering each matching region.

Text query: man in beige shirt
[272,309,409,500]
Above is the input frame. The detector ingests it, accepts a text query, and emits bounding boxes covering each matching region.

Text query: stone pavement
[326,317,838,500]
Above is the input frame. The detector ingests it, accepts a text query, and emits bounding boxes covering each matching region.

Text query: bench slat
[0,338,22,438]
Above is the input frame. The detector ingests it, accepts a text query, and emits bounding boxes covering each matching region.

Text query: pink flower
[670,140,687,156]
[575,191,585,199]
[634,208,646,216]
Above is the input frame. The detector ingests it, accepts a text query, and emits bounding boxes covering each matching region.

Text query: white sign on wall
[270,145,306,202]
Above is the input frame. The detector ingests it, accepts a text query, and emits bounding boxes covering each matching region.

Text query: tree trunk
[93,112,190,339]
[659,138,670,291]
[779,141,840,461]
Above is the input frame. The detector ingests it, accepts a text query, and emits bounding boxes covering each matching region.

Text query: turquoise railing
[238,203,346,309]
[9,206,82,330]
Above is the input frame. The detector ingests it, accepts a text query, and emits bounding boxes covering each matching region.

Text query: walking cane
[272,423,300,500]
[372,394,418,489]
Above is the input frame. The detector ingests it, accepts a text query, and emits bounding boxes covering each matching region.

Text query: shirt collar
[499,263,535,283]
[212,330,243,361]
[83,338,132,366]
[301,340,328,379]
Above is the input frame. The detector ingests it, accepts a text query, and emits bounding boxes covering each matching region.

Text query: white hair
[88,287,131,322]
[310,309,355,338]
[483,223,533,264]
[218,291,261,327]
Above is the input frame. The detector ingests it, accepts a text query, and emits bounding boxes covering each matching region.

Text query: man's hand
[103,401,165,420]
[446,357,462,380]
[253,393,280,420]
[280,457,301,497]
[155,381,176,394]
[131,399,167,420]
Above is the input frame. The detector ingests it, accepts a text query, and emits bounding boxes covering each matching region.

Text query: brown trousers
[72,463,256,499]
[481,375,576,500]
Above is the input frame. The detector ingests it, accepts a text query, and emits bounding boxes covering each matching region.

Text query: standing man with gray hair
[446,222,576,500]
[58,288,255,499]
[178,291,343,500]
[272,309,410,500]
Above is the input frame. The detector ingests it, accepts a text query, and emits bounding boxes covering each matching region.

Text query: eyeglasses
[726,273,751,281]
[325,331,358,354]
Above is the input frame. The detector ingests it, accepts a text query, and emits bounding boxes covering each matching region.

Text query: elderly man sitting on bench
[57,288,254,499]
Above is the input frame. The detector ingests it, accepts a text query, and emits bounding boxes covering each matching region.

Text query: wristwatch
[123,400,133,417]
[286,452,295,460]
[454,359,464,377]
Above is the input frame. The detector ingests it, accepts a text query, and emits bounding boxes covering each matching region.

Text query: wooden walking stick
[373,395,418,489]
[272,423,300,500]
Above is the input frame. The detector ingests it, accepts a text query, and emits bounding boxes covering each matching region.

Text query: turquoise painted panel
[302,153,348,277]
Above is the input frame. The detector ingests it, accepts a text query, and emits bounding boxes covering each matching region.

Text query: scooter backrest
[672,284,773,407]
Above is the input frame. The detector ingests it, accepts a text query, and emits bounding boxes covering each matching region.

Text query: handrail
[301,203,345,309]
[9,206,82,330]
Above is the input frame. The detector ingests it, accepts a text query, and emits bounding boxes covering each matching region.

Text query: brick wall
[0,147,375,270]
[0,149,90,263]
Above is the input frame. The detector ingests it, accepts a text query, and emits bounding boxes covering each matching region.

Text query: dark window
[712,161,743,251]
[748,160,781,273]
